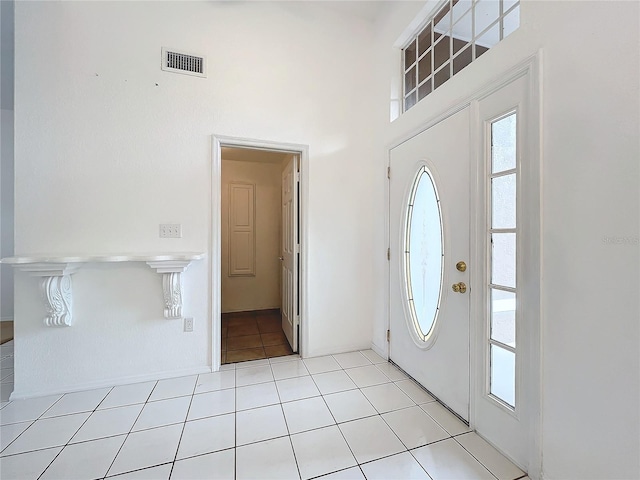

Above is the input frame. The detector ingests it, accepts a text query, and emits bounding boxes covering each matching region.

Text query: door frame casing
[385,54,542,477]
[211,135,309,371]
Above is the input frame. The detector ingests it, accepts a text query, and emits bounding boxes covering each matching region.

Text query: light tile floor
[0,342,527,480]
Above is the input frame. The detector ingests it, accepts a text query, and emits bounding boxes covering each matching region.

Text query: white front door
[389,108,471,419]
[281,155,298,352]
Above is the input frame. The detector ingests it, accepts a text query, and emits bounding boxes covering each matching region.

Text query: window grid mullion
[489,338,516,354]
[490,168,517,179]
[499,0,504,41]
[431,18,435,87]
[402,0,520,112]
[489,284,517,294]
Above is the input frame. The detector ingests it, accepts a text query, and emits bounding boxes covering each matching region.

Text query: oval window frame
[402,163,444,349]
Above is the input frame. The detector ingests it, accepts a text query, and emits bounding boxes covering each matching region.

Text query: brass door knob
[456,261,467,272]
[452,282,467,293]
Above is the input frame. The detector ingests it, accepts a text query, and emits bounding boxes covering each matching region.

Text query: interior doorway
[213,139,305,367]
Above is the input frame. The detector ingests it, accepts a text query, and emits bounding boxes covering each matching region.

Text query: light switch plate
[160,224,182,238]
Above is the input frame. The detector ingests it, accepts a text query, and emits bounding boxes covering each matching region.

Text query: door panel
[281,156,298,351]
[389,108,470,419]
[228,183,255,276]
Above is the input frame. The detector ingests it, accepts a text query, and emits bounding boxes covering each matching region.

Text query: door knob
[452,282,467,294]
[456,261,467,272]
[278,257,284,261]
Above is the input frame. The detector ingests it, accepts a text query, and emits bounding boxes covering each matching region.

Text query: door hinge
[387,167,391,179]
[387,248,390,261]
[386,329,390,342]
[296,172,301,182]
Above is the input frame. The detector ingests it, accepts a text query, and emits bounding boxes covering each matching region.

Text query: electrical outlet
[184,317,194,332]
[160,224,182,238]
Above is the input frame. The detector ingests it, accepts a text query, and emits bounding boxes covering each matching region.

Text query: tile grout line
[272,362,304,480]
[1,407,171,459]
[340,385,418,469]
[234,365,238,480]
[0,419,36,456]
[167,376,200,479]
[330,351,416,473]
[103,461,173,480]
[451,432,512,480]
[308,352,458,478]
[307,355,358,478]
[35,388,116,480]
[0,387,108,458]
[102,380,159,478]
[307,353,372,477]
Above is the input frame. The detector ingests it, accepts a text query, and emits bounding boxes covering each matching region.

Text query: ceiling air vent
[161,48,206,78]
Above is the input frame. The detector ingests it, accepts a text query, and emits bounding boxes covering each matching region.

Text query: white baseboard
[370,342,388,360]
[9,365,212,400]
[0,317,14,322]
[303,342,373,360]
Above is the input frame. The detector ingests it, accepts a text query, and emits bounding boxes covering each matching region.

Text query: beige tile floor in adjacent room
[222,310,294,364]
[0,341,529,480]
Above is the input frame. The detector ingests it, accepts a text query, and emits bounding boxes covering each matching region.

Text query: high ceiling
[318,1,394,23]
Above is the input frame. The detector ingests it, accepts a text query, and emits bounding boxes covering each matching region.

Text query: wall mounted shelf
[1,253,205,326]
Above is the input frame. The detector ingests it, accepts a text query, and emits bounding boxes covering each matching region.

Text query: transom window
[403,0,520,112]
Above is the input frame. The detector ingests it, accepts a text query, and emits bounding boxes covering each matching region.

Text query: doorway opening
[212,137,307,369]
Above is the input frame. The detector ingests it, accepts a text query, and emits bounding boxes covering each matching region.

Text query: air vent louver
[161,48,206,78]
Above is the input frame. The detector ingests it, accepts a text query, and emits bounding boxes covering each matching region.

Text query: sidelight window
[488,112,517,408]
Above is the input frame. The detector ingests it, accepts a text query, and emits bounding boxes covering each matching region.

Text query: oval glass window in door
[404,166,444,342]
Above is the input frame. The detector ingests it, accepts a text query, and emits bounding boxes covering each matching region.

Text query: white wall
[1,109,14,322]
[13,1,377,395]
[221,159,281,313]
[371,1,639,479]
[1,0,15,322]
[14,261,210,397]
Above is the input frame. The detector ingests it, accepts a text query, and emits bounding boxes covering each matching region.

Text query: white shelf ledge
[1,253,205,326]
[1,253,205,265]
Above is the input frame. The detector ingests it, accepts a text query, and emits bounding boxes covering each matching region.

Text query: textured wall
[13,0,377,396]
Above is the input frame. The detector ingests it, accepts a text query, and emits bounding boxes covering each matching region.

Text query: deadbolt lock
[452,282,467,294]
[456,261,467,272]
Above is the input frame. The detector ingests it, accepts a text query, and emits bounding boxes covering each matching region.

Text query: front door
[389,107,471,420]
[281,155,299,352]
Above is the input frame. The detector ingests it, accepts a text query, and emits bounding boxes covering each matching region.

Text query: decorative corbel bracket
[2,253,204,325]
[146,260,192,319]
[16,263,83,327]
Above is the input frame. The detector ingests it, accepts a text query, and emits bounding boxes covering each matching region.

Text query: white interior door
[281,155,298,352]
[389,108,470,420]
